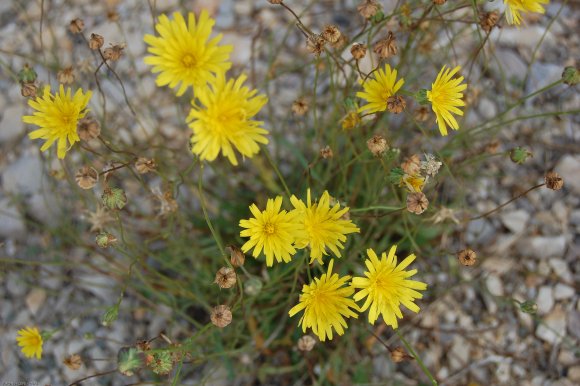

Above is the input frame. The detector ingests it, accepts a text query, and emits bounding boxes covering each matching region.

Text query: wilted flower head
[210,305,232,328]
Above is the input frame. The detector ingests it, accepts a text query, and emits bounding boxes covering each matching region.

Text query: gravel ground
[0,0,578,385]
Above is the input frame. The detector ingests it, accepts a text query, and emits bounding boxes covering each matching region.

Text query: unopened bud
[562,66,579,86]
[96,232,117,248]
[510,147,532,164]
[102,187,127,210]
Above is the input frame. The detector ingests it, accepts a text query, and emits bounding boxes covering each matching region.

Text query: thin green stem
[396,330,438,385]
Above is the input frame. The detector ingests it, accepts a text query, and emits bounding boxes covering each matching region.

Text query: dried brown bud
[433,0,446,5]
[57,66,75,85]
[358,0,381,19]
[350,43,367,60]
[210,305,232,328]
[135,157,157,174]
[292,97,309,116]
[367,135,388,157]
[136,340,151,352]
[321,25,342,44]
[268,0,284,4]
[485,140,500,154]
[228,245,245,267]
[77,117,101,141]
[75,166,99,190]
[390,347,412,363]
[401,155,421,175]
[306,34,326,57]
[545,171,563,191]
[297,335,316,352]
[414,106,429,122]
[387,95,406,114]
[480,10,500,33]
[214,267,237,289]
[63,354,83,370]
[373,31,398,59]
[21,82,38,98]
[457,248,477,266]
[89,33,104,50]
[69,18,85,34]
[406,192,429,214]
[320,146,333,159]
[103,43,125,61]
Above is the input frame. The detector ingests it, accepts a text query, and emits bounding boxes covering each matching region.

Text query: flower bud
[520,300,538,314]
[96,232,117,248]
[102,187,127,210]
[509,147,532,164]
[18,63,37,84]
[101,304,119,326]
[562,66,579,86]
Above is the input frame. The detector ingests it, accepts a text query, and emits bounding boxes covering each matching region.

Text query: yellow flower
[239,196,300,267]
[352,246,427,328]
[356,64,404,114]
[401,174,425,192]
[188,73,269,165]
[504,0,549,25]
[144,11,233,96]
[341,111,361,130]
[16,327,43,359]
[22,85,92,159]
[426,65,467,136]
[290,189,360,265]
[289,259,358,341]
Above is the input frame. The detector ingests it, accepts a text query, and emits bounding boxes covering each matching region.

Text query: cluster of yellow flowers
[239,190,427,341]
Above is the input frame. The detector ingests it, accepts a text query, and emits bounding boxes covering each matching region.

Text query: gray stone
[536,286,554,314]
[0,104,25,143]
[478,97,497,120]
[486,274,504,297]
[554,283,575,300]
[492,49,527,83]
[25,288,47,315]
[3,153,44,195]
[518,235,567,259]
[568,311,580,340]
[556,155,580,193]
[466,218,495,244]
[491,26,556,50]
[536,306,567,344]
[549,258,573,282]
[5,275,27,297]
[500,209,530,234]
[0,198,26,238]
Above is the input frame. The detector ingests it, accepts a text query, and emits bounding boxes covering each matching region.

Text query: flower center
[181,54,197,68]
[264,222,276,235]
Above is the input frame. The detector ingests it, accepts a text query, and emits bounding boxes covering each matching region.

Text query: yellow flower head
[188,73,269,165]
[289,259,359,341]
[426,65,467,136]
[356,64,404,114]
[144,11,233,96]
[352,246,427,328]
[16,326,43,359]
[290,189,360,265]
[239,196,300,267]
[401,174,425,192]
[504,0,549,25]
[22,85,92,159]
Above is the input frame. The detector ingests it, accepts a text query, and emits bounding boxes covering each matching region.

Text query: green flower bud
[117,347,145,376]
[102,187,127,210]
[520,300,538,314]
[18,64,37,84]
[388,167,405,185]
[244,277,263,297]
[101,304,119,326]
[96,232,117,248]
[414,89,429,105]
[562,66,579,86]
[509,147,532,164]
[371,10,385,24]
[150,351,173,375]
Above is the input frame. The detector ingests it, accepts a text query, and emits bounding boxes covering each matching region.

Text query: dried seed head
[21,82,38,98]
[297,335,316,352]
[69,18,85,34]
[342,111,361,130]
[420,154,442,177]
[406,192,429,214]
[414,106,429,122]
[401,155,421,175]
[210,305,232,328]
[214,267,237,289]
[330,33,348,49]
[57,66,75,85]
[367,135,388,157]
[227,245,246,267]
[135,157,157,174]
[77,117,101,141]
[89,33,104,50]
[480,10,500,33]
[457,248,477,266]
[485,140,500,154]
[103,43,125,61]
[75,166,99,189]
[545,171,564,191]
[390,347,411,363]
[292,97,309,116]
[358,0,381,19]
[373,31,398,59]
[63,354,83,370]
[320,146,333,159]
[433,0,446,4]
[306,34,326,57]
[321,24,342,44]
[350,43,367,60]
[387,95,406,114]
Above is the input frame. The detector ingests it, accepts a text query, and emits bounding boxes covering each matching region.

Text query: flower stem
[396,330,438,385]
[469,183,545,221]
[198,164,226,258]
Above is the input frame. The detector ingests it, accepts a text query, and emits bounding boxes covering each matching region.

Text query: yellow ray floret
[352,246,427,328]
[22,85,92,159]
[426,65,467,136]
[16,326,43,359]
[188,73,269,165]
[289,259,359,341]
[144,11,233,96]
[504,0,549,25]
[290,189,360,265]
[239,196,300,266]
[357,64,405,114]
